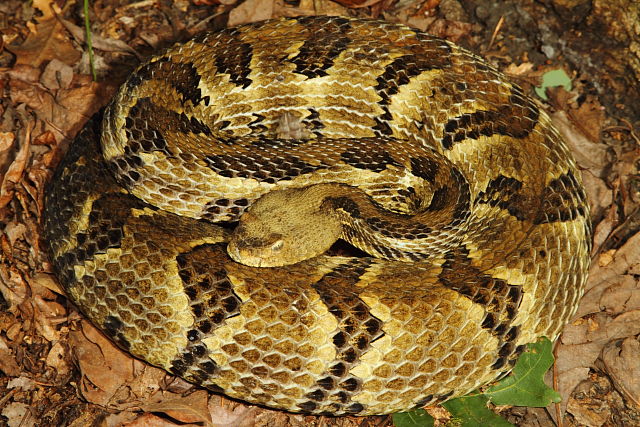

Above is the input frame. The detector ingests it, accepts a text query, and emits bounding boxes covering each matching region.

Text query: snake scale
[43,16,592,415]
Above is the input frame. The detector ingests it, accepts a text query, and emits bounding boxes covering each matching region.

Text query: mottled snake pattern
[43,16,592,415]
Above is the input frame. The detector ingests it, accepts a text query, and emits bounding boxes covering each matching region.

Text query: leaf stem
[83,0,96,81]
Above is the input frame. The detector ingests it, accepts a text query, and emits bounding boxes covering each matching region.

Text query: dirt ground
[0,0,639,426]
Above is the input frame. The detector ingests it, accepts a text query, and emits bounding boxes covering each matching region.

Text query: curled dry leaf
[208,401,258,427]
[548,87,606,143]
[0,402,29,427]
[599,337,640,407]
[0,336,21,377]
[283,0,349,17]
[329,0,376,7]
[572,97,607,143]
[426,19,474,42]
[7,376,36,392]
[583,171,613,226]
[30,295,66,342]
[9,71,116,153]
[403,15,438,33]
[44,341,72,381]
[30,272,63,296]
[50,82,115,142]
[122,412,193,427]
[5,64,42,84]
[40,59,74,91]
[141,390,211,424]
[615,147,640,217]
[228,0,275,26]
[551,111,608,176]
[33,130,56,146]
[592,203,616,250]
[0,263,29,308]
[3,221,26,248]
[0,132,15,172]
[0,122,31,211]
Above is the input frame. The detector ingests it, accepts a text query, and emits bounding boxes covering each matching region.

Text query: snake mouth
[227,232,286,267]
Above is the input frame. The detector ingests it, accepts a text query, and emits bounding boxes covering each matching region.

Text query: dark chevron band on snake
[43,16,591,415]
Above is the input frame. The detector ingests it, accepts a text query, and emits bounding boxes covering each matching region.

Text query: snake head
[227,186,343,267]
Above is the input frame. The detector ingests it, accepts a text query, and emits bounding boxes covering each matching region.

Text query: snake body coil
[44,16,591,415]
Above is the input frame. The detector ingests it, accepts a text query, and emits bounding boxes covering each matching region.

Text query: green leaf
[534,69,571,100]
[443,395,513,427]
[485,337,561,407]
[392,408,435,427]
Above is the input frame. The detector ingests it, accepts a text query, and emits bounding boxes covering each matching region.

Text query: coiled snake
[43,16,592,416]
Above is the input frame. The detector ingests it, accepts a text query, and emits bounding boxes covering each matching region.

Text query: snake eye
[270,238,284,252]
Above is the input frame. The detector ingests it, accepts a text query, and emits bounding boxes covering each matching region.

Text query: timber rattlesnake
[43,16,592,415]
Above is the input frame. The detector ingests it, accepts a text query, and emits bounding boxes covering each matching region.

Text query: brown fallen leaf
[0,260,29,308]
[30,295,66,342]
[403,14,438,33]
[30,272,63,296]
[551,227,640,419]
[32,130,57,146]
[48,79,116,144]
[554,310,640,415]
[192,0,228,5]
[68,319,172,411]
[592,201,616,250]
[123,412,194,427]
[0,131,15,172]
[0,401,29,427]
[57,17,140,58]
[8,70,116,154]
[3,64,43,84]
[552,87,606,140]
[7,376,36,392]
[330,0,378,7]
[141,390,211,424]
[572,96,606,143]
[281,0,349,17]
[426,19,474,42]
[228,0,275,26]
[40,59,74,91]
[3,220,26,248]
[615,147,640,218]
[551,110,608,177]
[44,341,72,382]
[0,336,21,377]
[7,1,81,68]
[68,320,137,407]
[0,117,31,211]
[586,232,640,293]
[209,401,258,427]
[599,337,640,407]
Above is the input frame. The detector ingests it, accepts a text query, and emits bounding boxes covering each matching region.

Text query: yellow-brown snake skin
[43,16,592,415]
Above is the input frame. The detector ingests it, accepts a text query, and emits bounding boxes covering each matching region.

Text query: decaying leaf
[8,1,81,68]
[599,337,640,407]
